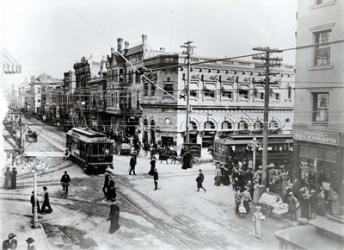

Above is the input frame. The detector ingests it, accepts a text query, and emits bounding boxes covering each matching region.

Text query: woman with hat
[26,237,36,250]
[2,233,17,250]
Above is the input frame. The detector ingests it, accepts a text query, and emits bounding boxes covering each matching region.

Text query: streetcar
[213,134,294,171]
[66,127,113,174]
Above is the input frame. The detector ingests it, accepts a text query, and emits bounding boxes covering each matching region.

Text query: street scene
[1,0,344,250]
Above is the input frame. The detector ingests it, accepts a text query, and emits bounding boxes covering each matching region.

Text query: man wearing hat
[26,237,36,250]
[2,233,17,250]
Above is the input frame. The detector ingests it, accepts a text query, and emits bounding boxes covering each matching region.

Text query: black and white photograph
[0,0,343,249]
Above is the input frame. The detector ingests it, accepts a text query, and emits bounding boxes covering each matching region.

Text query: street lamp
[26,158,43,228]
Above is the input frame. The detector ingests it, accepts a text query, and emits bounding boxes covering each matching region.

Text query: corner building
[294,0,344,210]
[141,54,295,152]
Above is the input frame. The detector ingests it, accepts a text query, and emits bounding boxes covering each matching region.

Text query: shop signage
[294,129,339,146]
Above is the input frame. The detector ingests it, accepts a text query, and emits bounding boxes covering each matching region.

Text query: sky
[1,0,297,90]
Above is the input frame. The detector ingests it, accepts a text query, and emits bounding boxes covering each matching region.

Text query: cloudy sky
[1,0,297,90]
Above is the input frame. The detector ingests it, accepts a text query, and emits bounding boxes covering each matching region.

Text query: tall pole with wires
[252,47,282,186]
[181,41,195,146]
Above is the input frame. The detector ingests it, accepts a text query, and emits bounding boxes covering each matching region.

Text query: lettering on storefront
[294,129,339,146]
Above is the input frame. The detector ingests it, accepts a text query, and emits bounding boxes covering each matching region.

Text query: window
[144,81,149,96]
[221,121,232,130]
[313,93,329,122]
[164,83,174,96]
[288,86,292,99]
[238,121,248,130]
[190,90,198,99]
[272,92,280,101]
[204,90,215,99]
[151,83,156,96]
[239,90,249,100]
[135,72,141,83]
[314,30,331,66]
[204,121,215,130]
[119,69,124,83]
[222,91,232,100]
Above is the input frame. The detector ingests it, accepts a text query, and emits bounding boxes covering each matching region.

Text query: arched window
[204,121,215,130]
[143,119,148,126]
[238,120,249,131]
[269,120,280,129]
[254,121,263,130]
[221,121,232,130]
[189,121,198,130]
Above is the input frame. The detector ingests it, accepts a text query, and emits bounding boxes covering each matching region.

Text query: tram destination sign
[294,128,339,146]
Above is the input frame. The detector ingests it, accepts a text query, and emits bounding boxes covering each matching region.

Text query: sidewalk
[0,192,51,250]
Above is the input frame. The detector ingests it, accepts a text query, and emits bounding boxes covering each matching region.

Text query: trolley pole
[181,41,195,146]
[252,47,282,186]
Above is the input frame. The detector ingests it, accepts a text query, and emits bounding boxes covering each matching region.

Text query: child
[252,206,265,239]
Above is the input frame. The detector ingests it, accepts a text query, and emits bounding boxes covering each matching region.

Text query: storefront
[293,128,344,211]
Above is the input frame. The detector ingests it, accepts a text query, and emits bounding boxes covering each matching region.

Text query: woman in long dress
[108,201,120,233]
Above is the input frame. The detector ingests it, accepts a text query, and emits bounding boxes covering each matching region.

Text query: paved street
[1,120,290,250]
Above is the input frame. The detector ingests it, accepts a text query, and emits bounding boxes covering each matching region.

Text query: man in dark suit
[60,171,71,198]
[129,154,137,175]
[153,168,159,190]
[30,191,40,214]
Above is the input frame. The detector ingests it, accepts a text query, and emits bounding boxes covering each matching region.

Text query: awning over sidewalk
[2,49,21,74]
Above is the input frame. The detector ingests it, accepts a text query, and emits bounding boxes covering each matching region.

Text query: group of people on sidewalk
[2,233,36,250]
[30,186,53,214]
[3,167,17,189]
[286,177,341,221]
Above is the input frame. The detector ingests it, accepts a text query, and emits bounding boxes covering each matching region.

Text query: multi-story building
[105,34,167,138]
[293,0,344,208]
[27,73,60,116]
[73,56,101,127]
[58,71,75,129]
[141,54,295,151]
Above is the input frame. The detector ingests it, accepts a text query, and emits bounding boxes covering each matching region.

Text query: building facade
[141,54,295,151]
[105,34,167,139]
[294,0,344,210]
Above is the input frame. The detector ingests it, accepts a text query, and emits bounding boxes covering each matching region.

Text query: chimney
[142,34,147,45]
[111,47,115,54]
[124,41,129,50]
[117,37,123,51]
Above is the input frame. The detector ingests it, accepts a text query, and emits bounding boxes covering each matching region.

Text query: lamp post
[252,137,257,171]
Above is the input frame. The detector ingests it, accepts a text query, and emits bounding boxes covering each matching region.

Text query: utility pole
[252,47,282,186]
[181,41,195,145]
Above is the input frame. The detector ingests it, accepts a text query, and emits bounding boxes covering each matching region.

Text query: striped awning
[2,49,21,74]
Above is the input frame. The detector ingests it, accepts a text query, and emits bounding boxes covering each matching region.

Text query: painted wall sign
[294,128,339,146]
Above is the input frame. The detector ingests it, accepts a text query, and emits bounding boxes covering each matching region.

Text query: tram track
[0,192,194,250]
[16,120,222,249]
[111,174,223,250]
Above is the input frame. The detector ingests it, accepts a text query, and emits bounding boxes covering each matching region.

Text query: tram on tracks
[66,127,113,174]
[213,134,294,170]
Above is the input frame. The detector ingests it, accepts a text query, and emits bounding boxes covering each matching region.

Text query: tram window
[99,144,105,155]
[92,144,99,155]
[80,142,86,152]
[86,144,91,154]
[104,144,110,154]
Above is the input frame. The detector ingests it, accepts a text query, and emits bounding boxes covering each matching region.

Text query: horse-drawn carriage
[158,148,178,164]
[25,129,38,142]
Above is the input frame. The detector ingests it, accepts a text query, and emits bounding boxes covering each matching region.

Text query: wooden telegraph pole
[252,47,283,186]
